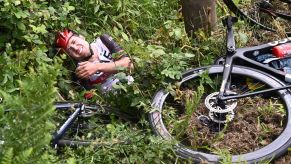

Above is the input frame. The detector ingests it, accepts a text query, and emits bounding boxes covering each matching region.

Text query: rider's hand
[76,61,99,79]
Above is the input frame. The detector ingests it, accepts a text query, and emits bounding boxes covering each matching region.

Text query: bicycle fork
[216,16,237,106]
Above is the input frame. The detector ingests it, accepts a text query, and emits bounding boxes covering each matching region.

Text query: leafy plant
[0,61,61,163]
[2,0,289,163]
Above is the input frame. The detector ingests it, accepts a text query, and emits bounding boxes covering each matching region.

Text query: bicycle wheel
[224,0,291,35]
[53,102,134,147]
[149,65,291,163]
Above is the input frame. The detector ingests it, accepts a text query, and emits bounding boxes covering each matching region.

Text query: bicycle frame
[258,0,291,21]
[217,16,291,102]
[1,101,130,148]
[223,0,291,33]
[51,102,85,146]
[50,102,132,147]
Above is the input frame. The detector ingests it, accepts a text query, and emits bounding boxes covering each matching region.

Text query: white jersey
[86,37,115,85]
[80,34,133,93]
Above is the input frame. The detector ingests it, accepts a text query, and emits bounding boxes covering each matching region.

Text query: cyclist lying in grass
[55,29,134,97]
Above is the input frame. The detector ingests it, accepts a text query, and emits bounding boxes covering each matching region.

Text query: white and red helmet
[55,29,74,49]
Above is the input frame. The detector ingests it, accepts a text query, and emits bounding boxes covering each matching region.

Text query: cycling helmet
[55,29,74,49]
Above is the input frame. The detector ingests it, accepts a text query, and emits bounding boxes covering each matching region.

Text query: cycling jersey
[80,34,131,92]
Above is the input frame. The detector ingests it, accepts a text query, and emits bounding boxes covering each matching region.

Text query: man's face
[65,35,90,61]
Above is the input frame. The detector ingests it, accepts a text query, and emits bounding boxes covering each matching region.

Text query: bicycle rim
[149,65,291,163]
[224,0,291,36]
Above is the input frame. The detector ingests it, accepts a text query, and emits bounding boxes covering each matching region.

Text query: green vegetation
[1,0,289,163]
[0,0,220,163]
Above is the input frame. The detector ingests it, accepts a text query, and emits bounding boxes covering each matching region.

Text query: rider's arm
[80,56,131,71]
[76,56,133,79]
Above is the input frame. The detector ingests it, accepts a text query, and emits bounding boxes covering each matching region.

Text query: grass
[1,0,291,163]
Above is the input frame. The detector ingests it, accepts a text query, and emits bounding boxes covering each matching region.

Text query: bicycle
[52,102,107,147]
[51,102,138,147]
[0,100,138,150]
[149,16,291,163]
[223,0,291,36]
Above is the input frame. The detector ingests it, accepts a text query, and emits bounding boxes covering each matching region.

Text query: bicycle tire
[149,65,291,163]
[223,0,291,36]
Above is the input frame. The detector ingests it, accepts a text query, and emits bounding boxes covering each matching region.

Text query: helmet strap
[81,45,94,61]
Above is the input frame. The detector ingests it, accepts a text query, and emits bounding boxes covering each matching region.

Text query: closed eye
[71,40,76,45]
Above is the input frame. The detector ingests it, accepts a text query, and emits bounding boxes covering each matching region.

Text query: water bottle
[272,43,291,58]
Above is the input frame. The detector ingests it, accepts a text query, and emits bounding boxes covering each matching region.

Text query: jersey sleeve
[99,34,123,53]
[99,34,129,59]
